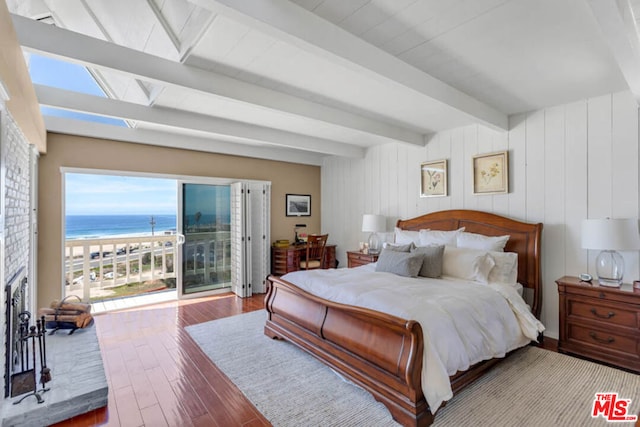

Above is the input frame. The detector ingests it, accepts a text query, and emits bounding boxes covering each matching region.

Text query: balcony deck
[90,289,177,314]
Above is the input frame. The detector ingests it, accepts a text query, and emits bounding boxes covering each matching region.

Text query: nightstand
[347,251,379,268]
[557,276,640,373]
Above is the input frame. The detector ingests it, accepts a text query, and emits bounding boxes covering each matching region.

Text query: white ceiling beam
[35,84,365,158]
[12,14,424,146]
[587,0,640,105]
[188,0,509,131]
[43,115,325,166]
[145,0,182,54]
[46,0,156,105]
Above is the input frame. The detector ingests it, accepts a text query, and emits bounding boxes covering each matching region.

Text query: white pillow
[419,227,465,247]
[488,251,518,285]
[457,231,510,251]
[442,246,495,284]
[395,227,423,245]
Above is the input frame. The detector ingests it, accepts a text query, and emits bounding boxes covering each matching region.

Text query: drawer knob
[589,332,615,344]
[599,292,605,299]
[590,308,615,319]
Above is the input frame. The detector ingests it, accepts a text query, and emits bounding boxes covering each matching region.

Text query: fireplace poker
[38,316,51,384]
[19,322,25,373]
[29,326,43,403]
[23,325,29,375]
[29,326,37,382]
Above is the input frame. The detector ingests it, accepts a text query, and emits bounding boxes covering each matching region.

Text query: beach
[65,214,177,259]
[65,214,177,240]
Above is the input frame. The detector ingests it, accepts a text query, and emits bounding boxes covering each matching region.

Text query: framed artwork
[420,159,448,197]
[286,194,311,216]
[473,151,509,195]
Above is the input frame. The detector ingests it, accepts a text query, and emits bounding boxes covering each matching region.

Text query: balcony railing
[65,232,233,302]
[65,234,178,302]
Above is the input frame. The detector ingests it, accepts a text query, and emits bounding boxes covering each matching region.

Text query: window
[27,53,128,127]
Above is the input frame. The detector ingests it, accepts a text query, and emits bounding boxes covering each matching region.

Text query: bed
[264,209,542,427]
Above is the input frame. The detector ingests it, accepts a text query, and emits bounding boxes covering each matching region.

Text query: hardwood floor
[51,292,268,427]
[51,292,561,427]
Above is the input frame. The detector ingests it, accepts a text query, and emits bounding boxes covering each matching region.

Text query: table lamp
[362,214,385,255]
[581,218,640,287]
[294,223,307,244]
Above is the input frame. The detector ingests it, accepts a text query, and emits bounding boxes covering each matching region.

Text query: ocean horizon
[66,214,177,239]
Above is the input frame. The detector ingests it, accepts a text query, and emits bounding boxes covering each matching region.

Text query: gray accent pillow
[385,242,414,252]
[411,245,445,278]
[375,249,424,277]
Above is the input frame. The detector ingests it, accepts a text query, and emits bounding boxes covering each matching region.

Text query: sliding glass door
[178,182,231,297]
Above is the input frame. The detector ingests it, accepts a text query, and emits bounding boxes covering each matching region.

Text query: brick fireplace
[0,90,108,427]
[0,103,35,404]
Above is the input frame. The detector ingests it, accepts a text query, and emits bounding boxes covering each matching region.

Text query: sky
[66,174,177,216]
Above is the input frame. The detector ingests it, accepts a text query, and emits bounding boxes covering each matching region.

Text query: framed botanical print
[473,151,508,195]
[420,159,448,197]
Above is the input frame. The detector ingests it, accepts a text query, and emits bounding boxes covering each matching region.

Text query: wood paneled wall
[321,90,639,339]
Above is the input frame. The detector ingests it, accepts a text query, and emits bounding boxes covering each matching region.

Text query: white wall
[321,90,640,339]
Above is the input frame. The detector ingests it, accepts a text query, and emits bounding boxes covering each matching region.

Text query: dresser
[271,244,336,276]
[347,251,379,268]
[557,276,640,373]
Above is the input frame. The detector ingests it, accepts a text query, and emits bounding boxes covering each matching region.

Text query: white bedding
[282,264,545,413]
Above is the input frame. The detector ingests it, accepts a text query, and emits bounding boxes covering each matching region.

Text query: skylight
[27,53,128,127]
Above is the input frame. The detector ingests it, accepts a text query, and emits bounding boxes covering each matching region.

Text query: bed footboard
[264,275,432,427]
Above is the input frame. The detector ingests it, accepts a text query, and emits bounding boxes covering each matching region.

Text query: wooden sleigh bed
[264,210,542,427]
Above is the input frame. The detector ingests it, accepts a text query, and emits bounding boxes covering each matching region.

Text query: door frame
[60,167,270,301]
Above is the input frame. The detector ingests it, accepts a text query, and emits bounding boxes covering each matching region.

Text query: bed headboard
[396,210,543,319]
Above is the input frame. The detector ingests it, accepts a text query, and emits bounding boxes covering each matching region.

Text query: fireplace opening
[5,268,28,398]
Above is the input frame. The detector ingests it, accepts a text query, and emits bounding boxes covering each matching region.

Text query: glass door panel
[179,183,231,296]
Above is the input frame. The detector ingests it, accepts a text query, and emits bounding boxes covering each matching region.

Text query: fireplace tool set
[10,312,51,404]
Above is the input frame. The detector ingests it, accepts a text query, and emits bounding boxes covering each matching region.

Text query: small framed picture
[286,194,311,216]
[473,151,509,195]
[420,159,448,197]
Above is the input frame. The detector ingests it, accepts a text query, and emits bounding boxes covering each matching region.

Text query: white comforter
[282,264,545,413]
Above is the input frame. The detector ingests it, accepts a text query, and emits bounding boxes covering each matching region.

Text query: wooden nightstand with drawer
[347,251,379,268]
[557,276,640,373]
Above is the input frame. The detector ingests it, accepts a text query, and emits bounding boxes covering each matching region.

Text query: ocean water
[66,214,177,239]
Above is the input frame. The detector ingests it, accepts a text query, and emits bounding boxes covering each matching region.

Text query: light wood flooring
[51,292,268,427]
[51,292,559,427]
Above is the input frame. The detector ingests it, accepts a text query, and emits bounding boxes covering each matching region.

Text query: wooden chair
[299,234,329,270]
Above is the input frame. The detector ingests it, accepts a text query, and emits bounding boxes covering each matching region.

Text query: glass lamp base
[368,232,381,255]
[596,250,624,287]
[597,278,622,287]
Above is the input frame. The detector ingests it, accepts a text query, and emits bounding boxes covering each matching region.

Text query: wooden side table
[557,275,640,373]
[347,251,379,268]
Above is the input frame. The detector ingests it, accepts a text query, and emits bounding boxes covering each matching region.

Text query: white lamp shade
[362,214,386,233]
[581,218,640,251]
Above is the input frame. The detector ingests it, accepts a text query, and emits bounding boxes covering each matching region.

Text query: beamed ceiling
[7,0,640,165]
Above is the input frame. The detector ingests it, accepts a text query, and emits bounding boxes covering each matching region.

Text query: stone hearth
[0,325,108,426]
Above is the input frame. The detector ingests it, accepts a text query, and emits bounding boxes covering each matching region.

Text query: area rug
[186,310,640,426]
